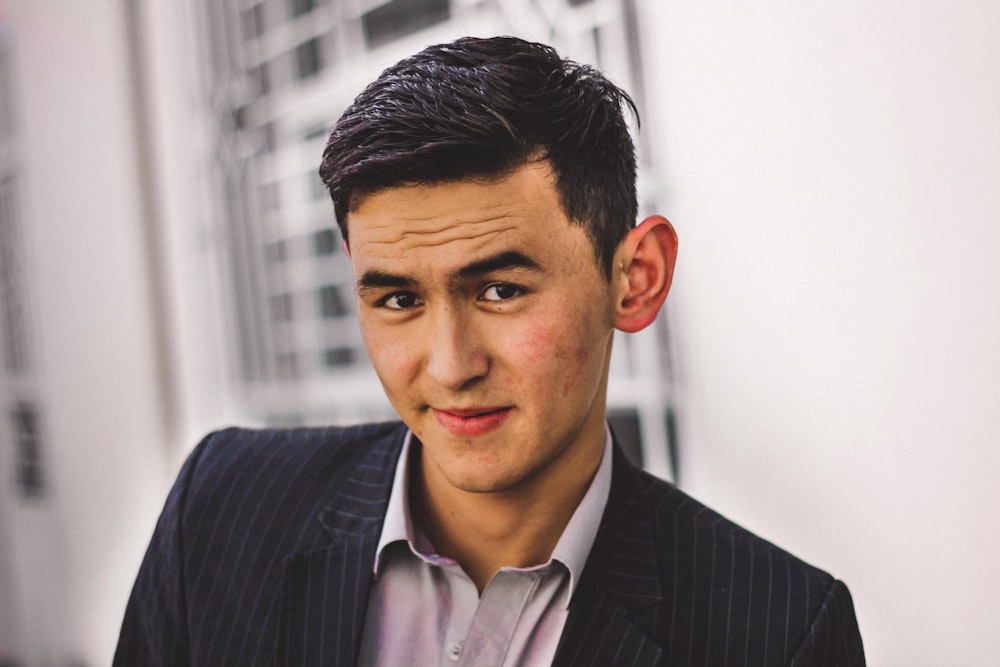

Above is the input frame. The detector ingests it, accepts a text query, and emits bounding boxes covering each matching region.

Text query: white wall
[5,2,171,663]
[1,1,233,664]
[641,2,1000,664]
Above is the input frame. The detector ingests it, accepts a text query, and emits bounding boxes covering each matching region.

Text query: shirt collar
[373,429,421,573]
[373,426,615,605]
[549,424,613,603]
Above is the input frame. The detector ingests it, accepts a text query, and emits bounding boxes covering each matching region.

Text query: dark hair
[319,35,638,278]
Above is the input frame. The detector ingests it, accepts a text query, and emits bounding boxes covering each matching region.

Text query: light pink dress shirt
[356,428,613,667]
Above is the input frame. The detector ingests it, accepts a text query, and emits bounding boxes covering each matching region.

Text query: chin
[451,475,512,494]
[446,467,524,495]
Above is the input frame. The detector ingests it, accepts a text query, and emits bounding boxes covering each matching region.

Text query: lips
[432,406,513,436]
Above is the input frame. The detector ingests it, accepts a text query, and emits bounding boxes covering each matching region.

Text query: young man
[115,37,864,666]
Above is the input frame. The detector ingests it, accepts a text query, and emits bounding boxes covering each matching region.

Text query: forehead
[345,162,592,268]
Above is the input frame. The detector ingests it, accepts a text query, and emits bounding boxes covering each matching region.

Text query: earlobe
[613,215,678,333]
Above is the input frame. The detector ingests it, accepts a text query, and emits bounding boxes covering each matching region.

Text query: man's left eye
[480,284,522,302]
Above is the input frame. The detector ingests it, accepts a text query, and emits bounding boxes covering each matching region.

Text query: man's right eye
[379,292,423,310]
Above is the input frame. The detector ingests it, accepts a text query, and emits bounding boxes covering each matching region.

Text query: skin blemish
[512,326,551,364]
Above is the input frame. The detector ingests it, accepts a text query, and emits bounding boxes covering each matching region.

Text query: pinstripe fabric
[551,446,864,666]
[114,422,864,666]
[114,422,404,667]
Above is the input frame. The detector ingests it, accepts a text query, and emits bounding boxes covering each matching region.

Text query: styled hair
[318,35,638,278]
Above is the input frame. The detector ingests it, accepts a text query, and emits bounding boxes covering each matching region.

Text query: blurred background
[0,0,998,665]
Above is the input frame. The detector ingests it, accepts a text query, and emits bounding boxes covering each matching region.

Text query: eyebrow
[357,251,542,297]
[454,251,542,281]
[357,270,417,294]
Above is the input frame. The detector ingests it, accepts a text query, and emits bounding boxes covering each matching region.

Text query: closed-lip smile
[432,406,513,436]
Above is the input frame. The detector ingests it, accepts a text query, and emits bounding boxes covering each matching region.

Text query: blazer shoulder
[177,420,406,551]
[183,421,406,491]
[189,420,407,466]
[116,422,407,666]
[598,457,864,664]
[630,463,833,581]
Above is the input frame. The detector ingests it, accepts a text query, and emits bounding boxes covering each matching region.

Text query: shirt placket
[454,570,542,667]
[437,560,479,667]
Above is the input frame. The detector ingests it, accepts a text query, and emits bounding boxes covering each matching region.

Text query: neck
[409,434,603,593]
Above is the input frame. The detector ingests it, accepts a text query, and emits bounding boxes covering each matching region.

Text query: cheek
[508,317,597,387]
[509,328,546,364]
[360,322,420,381]
[509,321,563,365]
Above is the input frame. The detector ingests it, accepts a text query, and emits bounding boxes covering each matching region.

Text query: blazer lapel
[552,445,666,667]
[276,430,403,667]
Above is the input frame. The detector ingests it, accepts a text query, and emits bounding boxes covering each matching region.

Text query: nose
[424,307,489,391]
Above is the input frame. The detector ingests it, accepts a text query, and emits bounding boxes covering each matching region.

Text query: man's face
[348,162,619,498]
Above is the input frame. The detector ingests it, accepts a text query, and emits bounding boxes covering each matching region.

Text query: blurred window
[318,284,348,317]
[242,4,267,39]
[362,0,450,50]
[314,228,338,256]
[233,105,248,130]
[266,240,287,263]
[13,402,44,499]
[261,121,276,154]
[606,407,642,467]
[253,63,271,96]
[295,37,323,80]
[323,346,355,368]
[288,0,318,18]
[0,178,30,376]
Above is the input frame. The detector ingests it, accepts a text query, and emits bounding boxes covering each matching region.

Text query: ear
[613,215,678,333]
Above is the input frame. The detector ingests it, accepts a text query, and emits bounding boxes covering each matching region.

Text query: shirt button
[446,641,463,661]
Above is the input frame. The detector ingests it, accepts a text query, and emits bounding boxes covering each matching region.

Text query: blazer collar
[552,443,666,667]
[276,424,405,666]
[274,424,666,667]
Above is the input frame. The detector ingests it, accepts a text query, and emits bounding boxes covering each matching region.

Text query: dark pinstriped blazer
[114,421,864,666]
